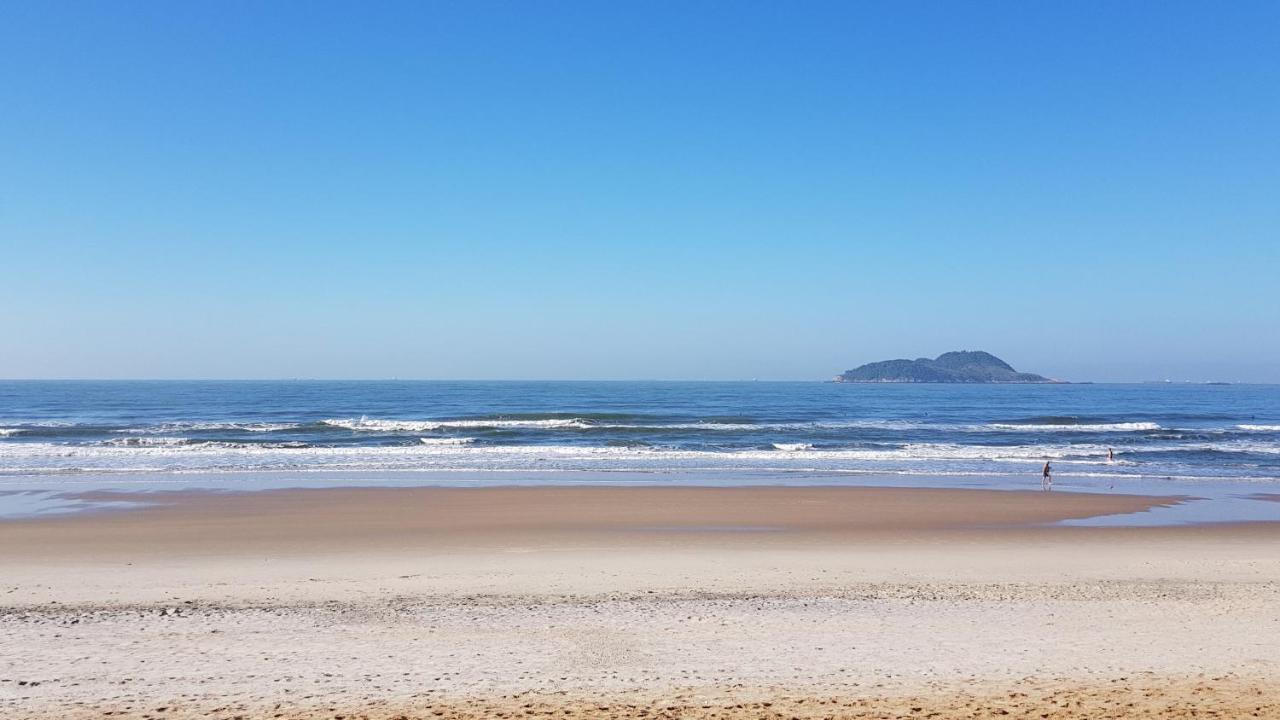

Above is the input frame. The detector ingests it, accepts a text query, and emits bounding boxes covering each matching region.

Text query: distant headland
[833,351,1059,384]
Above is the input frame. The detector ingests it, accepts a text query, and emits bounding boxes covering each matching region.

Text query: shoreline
[6,468,1280,527]
[0,482,1187,541]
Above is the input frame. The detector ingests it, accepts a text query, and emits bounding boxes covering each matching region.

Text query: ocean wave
[650,419,931,432]
[1,418,1275,483]
[0,439,1120,464]
[56,416,1212,438]
[319,416,948,433]
[323,417,592,432]
[0,438,1274,482]
[986,422,1160,432]
[1238,424,1280,432]
[103,437,195,447]
[1210,441,1280,456]
[1138,441,1280,457]
[0,428,24,437]
[112,421,305,434]
[312,417,1179,435]
[102,437,310,450]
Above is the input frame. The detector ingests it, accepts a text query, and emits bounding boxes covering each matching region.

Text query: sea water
[1,380,1276,485]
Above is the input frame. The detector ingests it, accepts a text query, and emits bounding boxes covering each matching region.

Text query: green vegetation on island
[834,351,1056,384]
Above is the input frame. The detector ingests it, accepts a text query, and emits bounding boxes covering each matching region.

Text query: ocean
[2,380,1278,486]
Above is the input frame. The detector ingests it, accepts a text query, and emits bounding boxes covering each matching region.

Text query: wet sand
[0,484,1183,555]
[2,485,1279,719]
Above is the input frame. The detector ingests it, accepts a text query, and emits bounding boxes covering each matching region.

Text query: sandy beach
[3,485,1279,719]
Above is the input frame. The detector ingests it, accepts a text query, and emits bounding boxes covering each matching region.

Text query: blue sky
[1,1,1277,381]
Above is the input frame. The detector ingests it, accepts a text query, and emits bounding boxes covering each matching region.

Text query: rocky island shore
[834,351,1058,383]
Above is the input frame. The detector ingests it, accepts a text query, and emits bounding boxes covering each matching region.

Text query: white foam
[323,417,944,433]
[323,417,591,432]
[1208,441,1280,455]
[114,422,303,434]
[986,422,1160,432]
[1,437,1273,483]
[1238,424,1280,432]
[608,419,932,431]
[101,437,313,450]
[0,428,24,438]
[103,437,194,447]
[882,442,1116,461]
[318,417,1171,434]
[240,423,300,432]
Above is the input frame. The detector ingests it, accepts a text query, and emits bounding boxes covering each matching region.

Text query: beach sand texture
[3,486,1278,719]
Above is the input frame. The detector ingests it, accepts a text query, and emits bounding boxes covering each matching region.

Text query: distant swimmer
[1108,447,1115,462]
[1042,460,1053,490]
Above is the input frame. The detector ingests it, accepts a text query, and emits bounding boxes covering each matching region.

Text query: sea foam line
[0,418,1209,438]
[0,440,1142,462]
[321,417,965,433]
[985,422,1161,432]
[113,422,305,434]
[318,416,1172,434]
[323,417,592,431]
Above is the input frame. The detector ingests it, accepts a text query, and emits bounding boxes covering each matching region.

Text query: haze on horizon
[1,2,1277,384]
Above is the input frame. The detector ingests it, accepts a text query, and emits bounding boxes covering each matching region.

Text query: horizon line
[1,377,1275,385]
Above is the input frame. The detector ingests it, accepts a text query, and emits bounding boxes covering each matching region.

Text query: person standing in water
[1042,460,1053,490]
[1108,448,1115,462]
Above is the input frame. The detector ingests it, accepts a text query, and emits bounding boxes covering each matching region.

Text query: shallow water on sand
[2,468,1280,526]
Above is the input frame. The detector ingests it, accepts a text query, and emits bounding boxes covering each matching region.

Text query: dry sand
[2,485,1278,719]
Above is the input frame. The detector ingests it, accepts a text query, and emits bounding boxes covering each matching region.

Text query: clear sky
[1,2,1277,382]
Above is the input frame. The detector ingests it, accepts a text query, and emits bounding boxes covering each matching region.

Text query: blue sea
[2,380,1278,486]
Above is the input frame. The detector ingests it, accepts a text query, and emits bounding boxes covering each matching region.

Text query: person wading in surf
[1042,460,1053,490]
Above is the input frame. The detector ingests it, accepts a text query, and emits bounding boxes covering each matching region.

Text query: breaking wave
[986,422,1161,432]
[1,438,1274,481]
[101,437,310,450]
[113,422,305,434]
[103,437,195,447]
[2,381,1276,484]
[323,417,592,432]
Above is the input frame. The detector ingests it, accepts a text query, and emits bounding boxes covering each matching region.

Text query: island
[833,351,1057,383]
